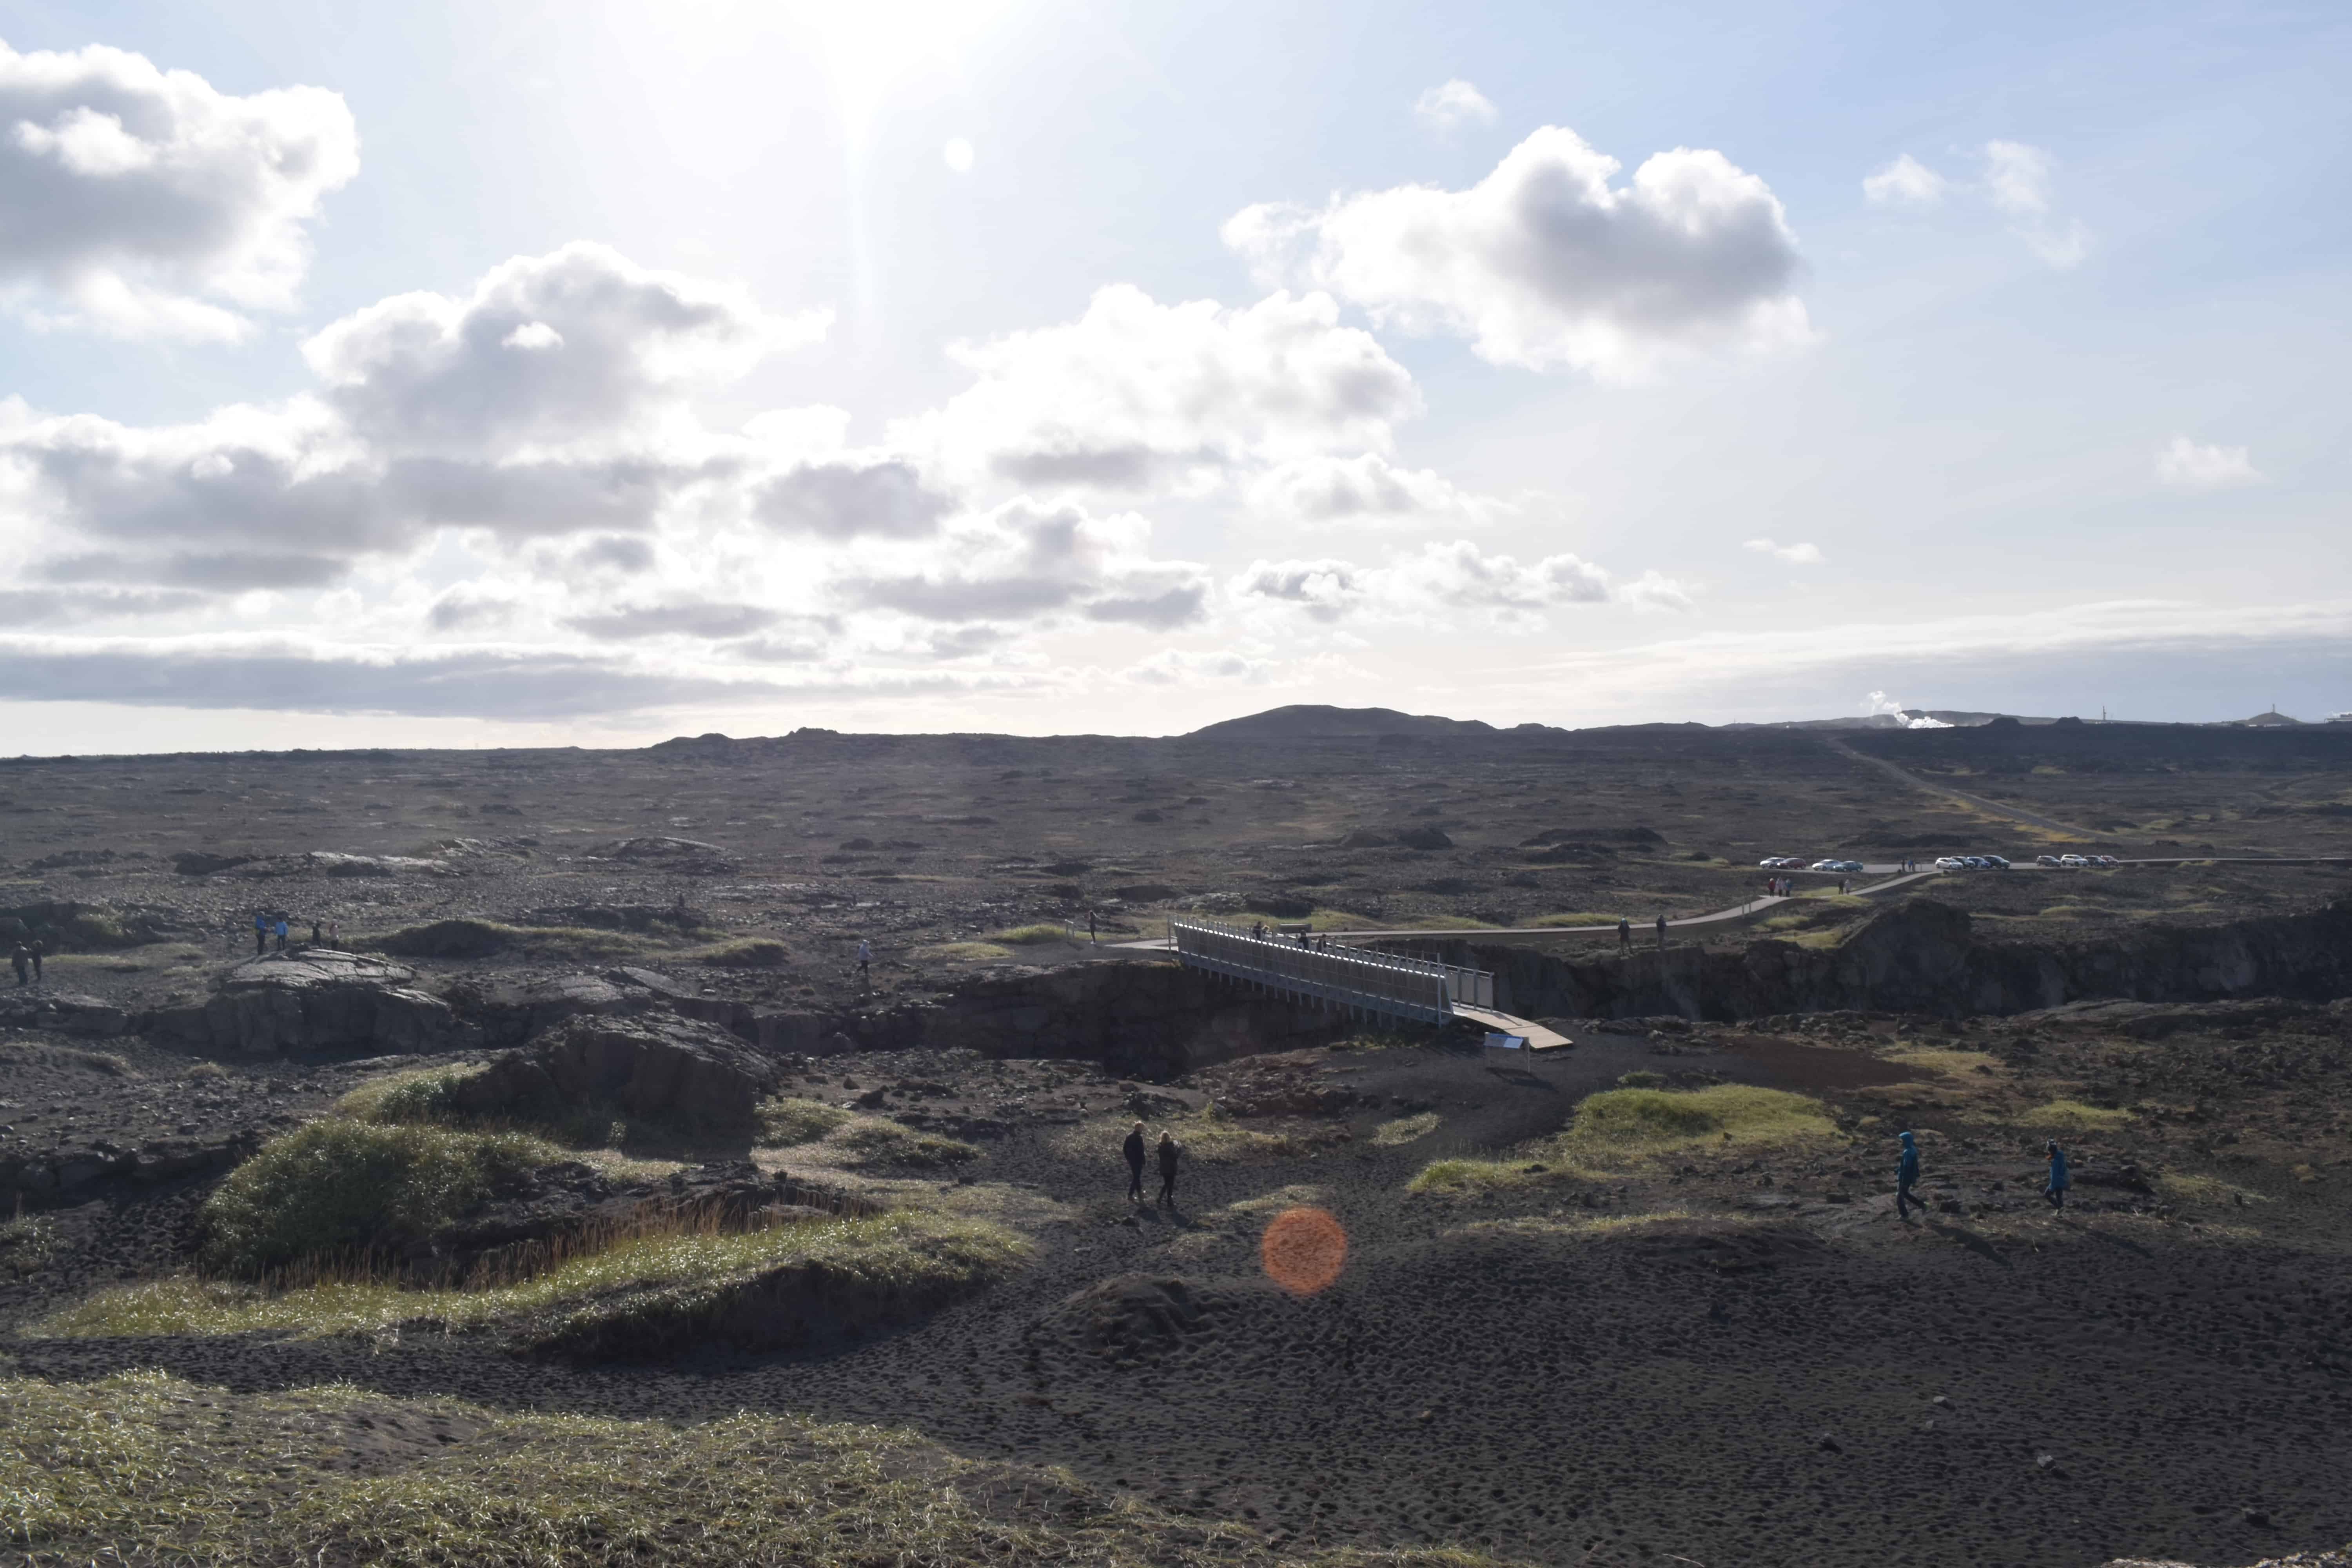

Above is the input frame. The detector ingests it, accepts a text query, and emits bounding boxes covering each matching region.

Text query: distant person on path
[327,918,339,947]
[1251,920,1265,940]
[856,939,872,988]
[2043,1140,2071,1210]
[28,941,42,982]
[1838,878,1849,895]
[1896,1129,1926,1221]
[254,914,268,955]
[309,920,323,948]
[1655,912,1668,949]
[1617,916,1631,948]
[1123,1120,1147,1202]
[1087,911,1098,945]
[273,917,289,953]
[9,944,27,986]
[1156,1129,1182,1206]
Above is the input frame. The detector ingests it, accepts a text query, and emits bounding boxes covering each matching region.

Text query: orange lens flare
[1260,1205,1347,1296]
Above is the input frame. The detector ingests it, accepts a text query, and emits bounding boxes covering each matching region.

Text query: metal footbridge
[1168,917,1503,1028]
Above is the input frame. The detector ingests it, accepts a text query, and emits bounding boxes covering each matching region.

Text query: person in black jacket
[1156,1129,1181,1207]
[1122,1120,1147,1202]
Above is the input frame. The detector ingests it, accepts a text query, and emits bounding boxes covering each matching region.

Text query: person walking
[1655,912,1668,949]
[856,938,872,989]
[1123,1120,1147,1202]
[1896,1129,1926,1221]
[273,917,289,953]
[9,944,27,987]
[1617,916,1631,949]
[327,918,339,947]
[309,920,323,949]
[253,913,268,956]
[1838,878,1849,895]
[27,941,42,983]
[2043,1140,2071,1210]
[1156,1129,1182,1207]
[1087,911,1098,946]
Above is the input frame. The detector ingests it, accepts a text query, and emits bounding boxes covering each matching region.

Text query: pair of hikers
[1122,1121,1182,1206]
[1895,1130,2071,1218]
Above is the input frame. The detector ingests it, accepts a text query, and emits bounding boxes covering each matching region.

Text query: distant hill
[1185,705,1552,741]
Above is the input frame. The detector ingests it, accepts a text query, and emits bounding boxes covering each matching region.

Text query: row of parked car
[1931,853,2122,870]
[2038,853,2119,868]
[1757,856,1866,873]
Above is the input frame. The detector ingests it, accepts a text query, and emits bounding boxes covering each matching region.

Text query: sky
[0,0,2344,753]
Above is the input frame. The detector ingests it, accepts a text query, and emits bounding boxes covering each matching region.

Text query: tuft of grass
[1,1213,60,1274]
[695,937,791,968]
[1406,1157,1560,1194]
[913,940,1015,961]
[755,1095,853,1147]
[335,1062,490,1125]
[368,918,646,962]
[0,1367,1515,1568]
[183,1060,230,1080]
[1454,1210,1720,1239]
[1885,1047,2005,1078]
[1566,1084,1838,1161]
[38,1211,1026,1356]
[2156,1172,2272,1208]
[198,1120,562,1277]
[2018,1098,2132,1130]
[835,1118,980,1169]
[984,922,1069,945]
[1371,1111,1442,1146]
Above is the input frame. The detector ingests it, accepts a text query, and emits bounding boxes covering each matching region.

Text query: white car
[1934,856,1968,871]
[1809,858,1864,873]
[2058,853,2088,867]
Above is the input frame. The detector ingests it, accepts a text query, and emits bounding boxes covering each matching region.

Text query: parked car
[1982,855,2011,869]
[2058,853,2088,867]
[1758,856,1806,869]
[1933,856,1968,871]
[1960,856,1988,868]
[1808,858,1864,873]
[2036,854,2064,867]
[2089,855,2118,867]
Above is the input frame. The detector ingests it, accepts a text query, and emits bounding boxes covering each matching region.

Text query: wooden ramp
[1450,1004,1573,1051]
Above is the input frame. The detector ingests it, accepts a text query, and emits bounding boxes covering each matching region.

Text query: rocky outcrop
[3,1129,260,1204]
[1419,897,2352,1023]
[443,966,754,1048]
[458,1013,783,1127]
[0,990,128,1037]
[143,951,476,1057]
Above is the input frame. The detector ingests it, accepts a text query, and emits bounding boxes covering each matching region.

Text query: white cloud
[2155,435,2264,491]
[942,137,975,173]
[1861,153,1947,206]
[1242,451,1501,528]
[1412,79,1497,134]
[0,38,358,340]
[905,284,1419,489]
[1234,538,1690,627]
[1863,140,2088,268]
[1121,648,1277,686]
[752,454,955,540]
[1744,537,1824,564]
[834,498,1210,631]
[1224,126,1809,378]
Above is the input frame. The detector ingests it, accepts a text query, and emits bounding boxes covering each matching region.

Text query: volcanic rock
[143,951,474,1058]
[465,1013,784,1127]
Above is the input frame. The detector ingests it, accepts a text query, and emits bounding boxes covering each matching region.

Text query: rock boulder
[465,1013,783,1128]
[143,951,475,1058]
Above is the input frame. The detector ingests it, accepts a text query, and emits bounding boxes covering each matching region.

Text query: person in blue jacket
[1896,1129,1926,1220]
[2043,1140,2071,1210]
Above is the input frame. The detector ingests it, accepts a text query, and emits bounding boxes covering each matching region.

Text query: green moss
[835,1118,979,1169]
[199,1120,561,1277]
[984,922,1069,945]
[697,937,791,967]
[1568,1084,1836,1158]
[335,1063,490,1125]
[368,918,646,961]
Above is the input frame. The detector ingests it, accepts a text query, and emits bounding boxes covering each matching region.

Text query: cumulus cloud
[1861,154,1947,207]
[752,455,955,539]
[0,37,357,340]
[904,285,1419,489]
[1234,539,1688,626]
[1242,452,1500,528]
[1862,141,2087,268]
[1122,648,1277,686]
[1744,537,1824,564]
[2155,435,2263,492]
[1224,126,1809,378]
[1412,79,1496,134]
[0,584,199,626]
[0,243,828,594]
[563,600,783,641]
[836,498,1210,631]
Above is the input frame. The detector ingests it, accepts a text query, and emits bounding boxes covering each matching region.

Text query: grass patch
[695,937,791,968]
[985,922,1069,945]
[1885,1047,2005,1078]
[2018,1098,2132,1130]
[1371,1111,1442,1146]
[1,1213,60,1274]
[0,1368,1507,1568]
[183,1060,230,1080]
[368,918,648,962]
[2156,1172,2273,1208]
[913,940,1016,961]
[1455,1210,1722,1239]
[755,1095,852,1147]
[1406,1156,1575,1194]
[37,1210,1026,1357]
[199,1121,563,1277]
[334,1062,491,1125]
[1563,1084,1839,1165]
[834,1118,980,1169]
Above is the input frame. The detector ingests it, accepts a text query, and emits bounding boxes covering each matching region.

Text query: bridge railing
[1168,918,1491,1024]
